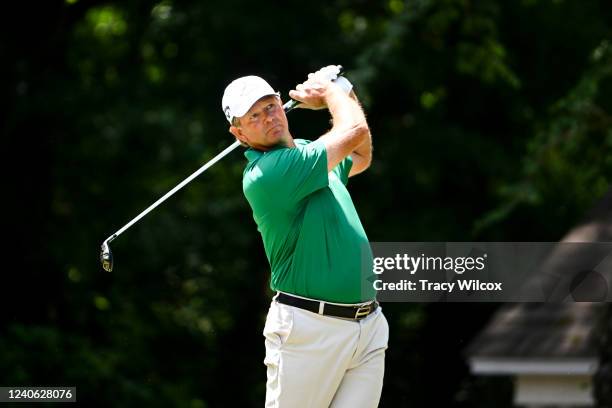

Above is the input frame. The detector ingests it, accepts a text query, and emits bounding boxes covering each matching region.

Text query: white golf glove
[307,65,353,94]
[308,65,343,81]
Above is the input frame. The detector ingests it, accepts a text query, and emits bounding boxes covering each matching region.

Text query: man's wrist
[322,82,350,103]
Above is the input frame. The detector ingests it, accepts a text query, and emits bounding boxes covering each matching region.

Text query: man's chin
[266,126,283,137]
[268,130,287,144]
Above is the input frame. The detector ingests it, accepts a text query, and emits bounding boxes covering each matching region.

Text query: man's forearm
[327,87,367,134]
[347,90,372,162]
[319,86,370,162]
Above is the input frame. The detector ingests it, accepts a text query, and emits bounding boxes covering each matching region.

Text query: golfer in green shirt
[222,67,388,408]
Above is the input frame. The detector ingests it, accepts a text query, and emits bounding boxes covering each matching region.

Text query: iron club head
[100,241,113,272]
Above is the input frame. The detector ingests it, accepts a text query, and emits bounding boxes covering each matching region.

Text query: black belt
[276,292,378,320]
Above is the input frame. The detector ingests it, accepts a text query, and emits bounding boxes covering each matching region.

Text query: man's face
[229,95,290,150]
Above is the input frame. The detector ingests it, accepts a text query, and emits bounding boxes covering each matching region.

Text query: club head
[100,241,113,272]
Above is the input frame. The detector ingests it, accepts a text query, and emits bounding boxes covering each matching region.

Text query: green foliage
[475,38,612,238]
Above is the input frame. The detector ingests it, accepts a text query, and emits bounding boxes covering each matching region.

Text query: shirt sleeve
[332,154,353,185]
[254,140,329,208]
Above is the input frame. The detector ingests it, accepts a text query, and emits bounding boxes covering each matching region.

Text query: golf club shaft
[105,99,299,244]
[105,139,241,243]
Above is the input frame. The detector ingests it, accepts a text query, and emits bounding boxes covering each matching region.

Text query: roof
[467,302,602,359]
[466,189,612,371]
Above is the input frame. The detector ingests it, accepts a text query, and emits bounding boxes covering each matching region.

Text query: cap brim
[231,92,280,119]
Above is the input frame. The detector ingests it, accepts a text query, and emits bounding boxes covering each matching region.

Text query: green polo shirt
[242,138,375,303]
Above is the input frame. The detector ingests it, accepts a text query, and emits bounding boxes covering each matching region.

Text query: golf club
[100,67,350,272]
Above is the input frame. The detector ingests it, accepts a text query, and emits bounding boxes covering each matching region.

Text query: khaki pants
[263,295,389,408]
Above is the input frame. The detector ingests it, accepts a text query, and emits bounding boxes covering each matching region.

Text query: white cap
[222,76,279,123]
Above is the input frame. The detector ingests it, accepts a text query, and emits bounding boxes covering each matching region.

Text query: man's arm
[347,90,372,177]
[289,80,371,174]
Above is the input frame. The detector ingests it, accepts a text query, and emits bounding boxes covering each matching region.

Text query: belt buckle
[354,304,372,319]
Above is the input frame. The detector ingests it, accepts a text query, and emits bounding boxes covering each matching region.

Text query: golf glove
[308,65,354,94]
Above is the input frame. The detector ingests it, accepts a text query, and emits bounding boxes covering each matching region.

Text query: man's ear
[229,125,248,146]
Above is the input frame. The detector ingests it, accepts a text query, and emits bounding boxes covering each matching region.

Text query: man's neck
[254,135,296,151]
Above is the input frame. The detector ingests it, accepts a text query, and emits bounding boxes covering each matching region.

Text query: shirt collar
[244,148,263,162]
[244,139,306,162]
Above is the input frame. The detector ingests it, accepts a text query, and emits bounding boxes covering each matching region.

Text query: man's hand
[288,79,337,110]
[290,67,372,177]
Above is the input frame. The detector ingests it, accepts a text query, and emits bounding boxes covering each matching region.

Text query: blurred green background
[2,0,611,406]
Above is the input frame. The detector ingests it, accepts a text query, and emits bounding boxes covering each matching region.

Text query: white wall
[514,374,593,407]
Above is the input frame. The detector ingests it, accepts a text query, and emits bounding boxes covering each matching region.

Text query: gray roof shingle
[466,189,612,360]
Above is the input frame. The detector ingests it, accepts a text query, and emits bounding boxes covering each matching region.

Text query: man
[222,69,389,407]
